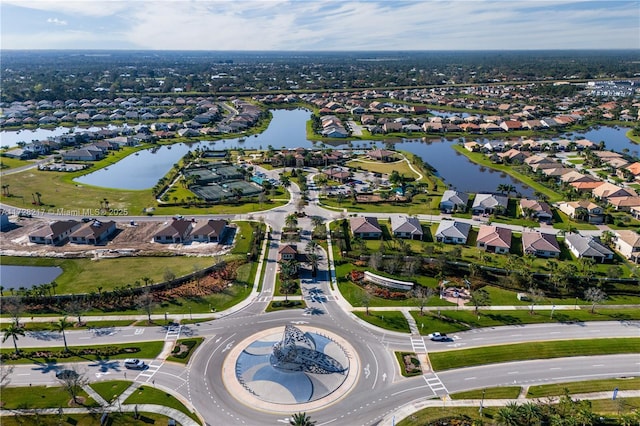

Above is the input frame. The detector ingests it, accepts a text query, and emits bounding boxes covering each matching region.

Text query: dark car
[55,369,79,380]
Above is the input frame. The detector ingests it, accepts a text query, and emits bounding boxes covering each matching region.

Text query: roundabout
[222,325,360,413]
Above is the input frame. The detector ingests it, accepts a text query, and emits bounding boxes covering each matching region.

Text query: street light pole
[189,306,192,320]
[479,388,486,415]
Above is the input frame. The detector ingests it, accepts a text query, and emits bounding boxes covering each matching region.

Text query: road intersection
[2,166,639,425]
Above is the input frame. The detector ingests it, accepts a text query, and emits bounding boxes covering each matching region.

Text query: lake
[4,109,634,197]
[0,265,63,290]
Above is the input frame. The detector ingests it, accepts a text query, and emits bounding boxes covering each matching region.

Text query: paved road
[1,162,636,425]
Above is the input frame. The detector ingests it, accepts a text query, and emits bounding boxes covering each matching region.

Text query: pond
[0,265,63,290]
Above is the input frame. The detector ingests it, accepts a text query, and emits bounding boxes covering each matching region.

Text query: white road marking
[464,377,477,380]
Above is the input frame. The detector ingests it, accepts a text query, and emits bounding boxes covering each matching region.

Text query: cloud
[2,0,639,50]
[47,17,67,26]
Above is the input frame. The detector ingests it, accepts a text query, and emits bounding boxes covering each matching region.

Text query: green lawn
[0,412,177,426]
[0,385,99,409]
[527,377,640,398]
[0,146,287,215]
[1,341,165,364]
[450,386,522,400]
[353,310,411,333]
[410,311,471,335]
[0,155,32,170]
[124,385,201,424]
[345,157,421,180]
[436,308,640,328]
[166,337,204,364]
[90,380,132,402]
[429,338,640,371]
[0,255,217,295]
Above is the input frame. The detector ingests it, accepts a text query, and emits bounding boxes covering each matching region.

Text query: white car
[427,332,449,342]
[124,358,146,370]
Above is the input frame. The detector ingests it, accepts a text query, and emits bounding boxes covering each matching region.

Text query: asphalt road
[2,165,638,425]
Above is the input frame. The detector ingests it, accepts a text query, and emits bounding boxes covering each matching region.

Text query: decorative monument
[234,325,351,404]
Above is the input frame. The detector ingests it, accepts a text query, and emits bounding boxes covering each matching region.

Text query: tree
[280,174,291,188]
[368,251,383,271]
[2,323,25,354]
[3,298,23,326]
[584,287,606,313]
[136,288,156,323]
[0,362,14,390]
[289,412,316,426]
[280,280,296,302]
[310,215,324,230]
[307,253,320,277]
[413,286,433,316]
[65,298,91,325]
[470,288,490,316]
[56,366,89,405]
[496,401,522,426]
[52,317,73,352]
[285,213,298,230]
[361,292,372,316]
[527,286,546,315]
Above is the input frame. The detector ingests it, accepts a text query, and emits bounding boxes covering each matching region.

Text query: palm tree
[519,401,542,425]
[496,402,522,426]
[280,280,296,302]
[305,240,318,254]
[53,317,73,352]
[289,412,316,426]
[307,253,320,277]
[285,213,298,230]
[2,323,25,354]
[34,192,42,206]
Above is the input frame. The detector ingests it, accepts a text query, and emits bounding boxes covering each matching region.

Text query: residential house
[471,193,508,215]
[390,216,423,240]
[69,220,117,245]
[606,196,640,211]
[498,149,528,163]
[29,220,82,245]
[435,220,471,245]
[558,201,604,224]
[350,216,382,239]
[278,244,298,261]
[614,230,640,263]
[519,199,553,222]
[592,182,636,200]
[439,190,469,213]
[61,147,104,161]
[522,231,561,258]
[564,233,613,263]
[476,225,512,254]
[153,219,193,243]
[191,219,229,243]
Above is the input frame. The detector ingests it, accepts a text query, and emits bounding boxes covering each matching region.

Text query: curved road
[2,165,638,425]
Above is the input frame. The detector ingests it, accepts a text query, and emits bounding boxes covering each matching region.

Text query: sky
[1,0,639,51]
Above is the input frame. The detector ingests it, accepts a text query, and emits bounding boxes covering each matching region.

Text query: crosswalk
[137,361,162,381]
[423,374,448,396]
[410,336,426,353]
[165,325,181,340]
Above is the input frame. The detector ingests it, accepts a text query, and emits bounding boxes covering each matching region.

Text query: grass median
[353,310,411,333]
[0,341,164,364]
[527,377,640,398]
[429,338,640,371]
[124,384,201,424]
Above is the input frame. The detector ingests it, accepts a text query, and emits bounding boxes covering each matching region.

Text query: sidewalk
[378,390,640,426]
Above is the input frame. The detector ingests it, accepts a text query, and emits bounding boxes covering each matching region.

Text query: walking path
[378,390,640,426]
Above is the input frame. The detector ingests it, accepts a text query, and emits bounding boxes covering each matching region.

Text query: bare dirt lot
[1,217,230,258]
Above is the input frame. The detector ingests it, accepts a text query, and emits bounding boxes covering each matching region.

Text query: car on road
[55,369,79,380]
[427,332,449,341]
[124,359,146,370]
